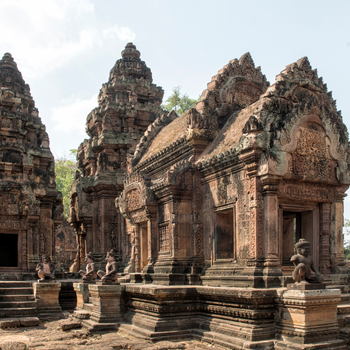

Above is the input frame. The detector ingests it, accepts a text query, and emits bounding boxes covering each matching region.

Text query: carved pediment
[118,172,156,219]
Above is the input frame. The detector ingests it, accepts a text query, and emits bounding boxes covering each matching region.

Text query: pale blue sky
[1,0,350,217]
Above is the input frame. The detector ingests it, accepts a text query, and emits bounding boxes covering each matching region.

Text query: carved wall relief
[288,127,333,182]
[159,224,170,253]
[126,189,142,212]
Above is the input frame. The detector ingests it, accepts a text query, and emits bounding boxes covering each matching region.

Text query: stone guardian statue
[79,252,97,282]
[291,238,324,284]
[97,250,118,283]
[36,255,56,282]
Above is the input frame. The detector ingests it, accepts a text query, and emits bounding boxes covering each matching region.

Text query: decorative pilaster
[261,175,281,268]
[240,148,264,268]
[330,190,348,274]
[249,176,264,263]
[319,202,331,274]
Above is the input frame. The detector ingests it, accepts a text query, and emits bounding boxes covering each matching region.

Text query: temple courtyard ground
[0,314,227,350]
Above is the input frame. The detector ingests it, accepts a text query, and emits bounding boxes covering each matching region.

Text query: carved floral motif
[126,189,142,212]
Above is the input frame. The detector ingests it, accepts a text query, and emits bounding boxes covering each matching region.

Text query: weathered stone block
[0,318,20,329]
[60,321,81,331]
[19,317,40,327]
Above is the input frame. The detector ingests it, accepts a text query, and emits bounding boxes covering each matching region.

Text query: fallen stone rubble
[0,318,227,350]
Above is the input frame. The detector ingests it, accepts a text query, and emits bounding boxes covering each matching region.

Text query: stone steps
[0,281,36,318]
[193,328,275,350]
[0,294,34,302]
[82,319,119,332]
[340,293,350,304]
[338,304,350,315]
[73,310,90,320]
[0,287,33,295]
[0,282,33,288]
[0,307,37,317]
[119,323,192,341]
[83,302,93,312]
[0,300,36,308]
[338,314,350,328]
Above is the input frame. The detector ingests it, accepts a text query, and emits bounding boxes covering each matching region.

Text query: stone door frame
[0,229,23,272]
[278,202,319,274]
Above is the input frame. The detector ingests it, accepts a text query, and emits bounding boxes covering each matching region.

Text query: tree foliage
[55,149,77,218]
[162,86,200,115]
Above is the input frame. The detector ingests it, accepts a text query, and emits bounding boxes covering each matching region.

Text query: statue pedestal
[88,284,122,323]
[275,287,346,349]
[73,282,90,310]
[34,282,62,320]
[75,284,122,331]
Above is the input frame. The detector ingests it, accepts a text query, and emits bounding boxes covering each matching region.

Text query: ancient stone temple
[0,53,63,275]
[117,53,350,287]
[69,43,166,269]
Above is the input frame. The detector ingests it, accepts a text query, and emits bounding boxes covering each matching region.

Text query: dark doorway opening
[216,209,234,259]
[0,233,18,267]
[282,210,314,266]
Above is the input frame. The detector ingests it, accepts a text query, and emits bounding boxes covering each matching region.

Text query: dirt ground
[0,315,228,350]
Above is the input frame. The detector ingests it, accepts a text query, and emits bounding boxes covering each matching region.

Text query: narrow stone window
[216,209,234,259]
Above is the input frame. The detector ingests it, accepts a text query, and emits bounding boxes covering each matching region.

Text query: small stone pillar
[88,284,122,325]
[275,285,346,349]
[34,282,62,319]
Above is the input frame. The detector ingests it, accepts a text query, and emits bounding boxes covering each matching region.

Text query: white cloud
[51,95,97,135]
[103,25,136,42]
[0,0,135,78]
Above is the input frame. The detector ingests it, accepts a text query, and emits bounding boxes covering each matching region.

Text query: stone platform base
[275,339,346,350]
[121,284,276,348]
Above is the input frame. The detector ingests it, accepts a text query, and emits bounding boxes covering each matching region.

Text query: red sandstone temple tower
[69,43,165,269]
[118,53,350,286]
[0,53,63,276]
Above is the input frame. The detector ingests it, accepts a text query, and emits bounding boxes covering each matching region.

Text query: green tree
[162,86,200,115]
[55,149,78,218]
[344,219,350,260]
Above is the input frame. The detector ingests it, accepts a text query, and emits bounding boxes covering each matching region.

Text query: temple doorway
[0,233,18,267]
[280,206,318,270]
[140,224,148,271]
[215,209,234,260]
